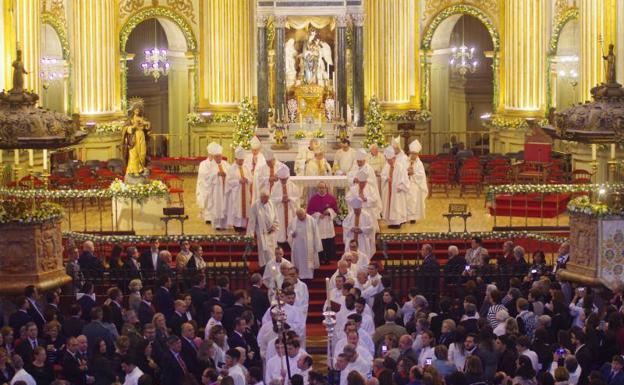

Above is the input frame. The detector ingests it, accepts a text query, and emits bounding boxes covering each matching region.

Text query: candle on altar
[271,266,278,279]
[43,149,48,170]
[325,277,330,300]
[591,144,597,161]
[611,144,616,159]
[28,149,34,167]
[14,149,19,165]
[0,150,3,164]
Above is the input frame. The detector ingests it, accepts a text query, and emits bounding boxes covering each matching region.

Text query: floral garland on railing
[63,231,254,244]
[0,179,169,203]
[567,196,624,217]
[380,231,567,244]
[485,183,624,201]
[0,201,64,225]
[484,115,529,131]
[93,120,126,135]
[186,112,204,126]
[382,110,432,123]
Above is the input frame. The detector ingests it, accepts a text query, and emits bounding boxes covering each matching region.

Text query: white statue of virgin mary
[285,38,297,86]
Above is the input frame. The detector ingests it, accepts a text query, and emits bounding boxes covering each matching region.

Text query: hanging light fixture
[141,19,170,82]
[557,55,579,87]
[449,16,479,77]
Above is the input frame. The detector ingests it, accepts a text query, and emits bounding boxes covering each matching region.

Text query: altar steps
[489,193,572,218]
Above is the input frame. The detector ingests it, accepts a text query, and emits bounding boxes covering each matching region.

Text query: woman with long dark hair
[90,338,118,385]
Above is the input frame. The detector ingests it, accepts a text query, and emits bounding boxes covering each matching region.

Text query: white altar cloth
[290,175,349,188]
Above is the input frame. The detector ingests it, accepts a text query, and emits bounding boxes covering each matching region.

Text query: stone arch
[546,8,580,110]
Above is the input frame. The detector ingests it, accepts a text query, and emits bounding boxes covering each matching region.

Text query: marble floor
[61,175,569,235]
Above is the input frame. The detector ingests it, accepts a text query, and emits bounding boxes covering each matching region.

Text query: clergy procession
[196,136,429,280]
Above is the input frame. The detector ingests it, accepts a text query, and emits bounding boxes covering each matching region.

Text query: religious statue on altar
[286,27,333,88]
[603,43,617,85]
[122,98,151,179]
[10,47,28,94]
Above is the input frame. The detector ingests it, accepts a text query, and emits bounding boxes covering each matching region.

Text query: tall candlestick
[591,144,597,161]
[325,277,330,301]
[611,144,616,159]
[14,149,19,165]
[28,149,34,167]
[0,150,3,164]
[43,149,48,170]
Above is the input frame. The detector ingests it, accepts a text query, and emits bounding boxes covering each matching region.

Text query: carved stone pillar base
[0,220,70,294]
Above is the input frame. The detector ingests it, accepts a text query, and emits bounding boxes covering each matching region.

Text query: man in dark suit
[78,240,104,279]
[168,300,188,336]
[202,287,224,322]
[81,307,115,356]
[601,355,624,385]
[444,245,467,282]
[45,291,64,324]
[418,244,440,299]
[160,335,189,385]
[371,276,394,327]
[571,327,593,385]
[16,322,46,363]
[107,287,125,333]
[138,287,156,326]
[228,317,248,350]
[62,305,86,338]
[216,275,235,308]
[140,237,161,277]
[222,290,250,334]
[180,323,200,379]
[9,296,32,333]
[77,282,97,322]
[156,250,175,278]
[123,246,142,283]
[24,285,47,331]
[189,274,210,326]
[249,273,270,326]
[62,336,89,385]
[154,275,175,319]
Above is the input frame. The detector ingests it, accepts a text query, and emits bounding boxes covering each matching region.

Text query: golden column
[14,0,41,93]
[200,0,255,111]
[580,0,617,101]
[503,0,546,114]
[68,0,119,117]
[364,0,419,109]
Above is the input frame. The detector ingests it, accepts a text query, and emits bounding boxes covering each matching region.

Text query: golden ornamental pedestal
[295,84,326,117]
[0,219,70,294]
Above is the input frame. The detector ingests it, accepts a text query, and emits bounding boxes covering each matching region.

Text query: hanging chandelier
[141,19,170,82]
[449,17,479,77]
[557,55,579,87]
[39,57,67,89]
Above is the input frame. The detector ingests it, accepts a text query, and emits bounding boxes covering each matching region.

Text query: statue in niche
[122,98,151,178]
[317,40,333,87]
[285,38,298,86]
[11,47,29,94]
[303,29,320,85]
[603,43,616,85]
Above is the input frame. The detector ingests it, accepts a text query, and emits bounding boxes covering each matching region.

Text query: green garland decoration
[212,114,237,124]
[383,110,432,123]
[484,114,530,131]
[486,183,624,201]
[93,120,126,135]
[0,201,64,225]
[0,179,169,202]
[64,232,254,244]
[364,96,386,148]
[379,231,567,244]
[232,98,258,149]
[567,196,624,218]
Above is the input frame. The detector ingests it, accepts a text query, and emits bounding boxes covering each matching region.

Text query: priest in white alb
[270,165,301,248]
[255,149,285,195]
[346,170,381,233]
[288,208,323,279]
[262,246,292,289]
[333,139,356,175]
[381,146,409,229]
[368,144,385,176]
[305,146,332,176]
[295,138,319,175]
[391,136,409,167]
[347,149,378,190]
[406,139,428,223]
[226,147,252,231]
[342,197,376,262]
[244,136,266,202]
[202,144,229,230]
[306,181,338,264]
[247,190,279,267]
[196,142,217,224]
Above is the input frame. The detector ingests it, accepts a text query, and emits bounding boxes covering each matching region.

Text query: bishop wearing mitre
[245,136,266,202]
[381,146,409,228]
[346,169,381,233]
[391,136,409,167]
[255,150,285,196]
[247,190,279,267]
[270,165,301,248]
[288,208,323,279]
[202,143,230,230]
[226,147,252,231]
[407,139,428,223]
[347,149,379,191]
[196,142,217,224]
[295,138,319,175]
[342,196,376,262]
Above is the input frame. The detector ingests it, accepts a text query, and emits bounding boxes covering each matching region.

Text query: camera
[381,345,388,353]
[464,265,470,271]
[557,348,566,355]
[426,358,432,365]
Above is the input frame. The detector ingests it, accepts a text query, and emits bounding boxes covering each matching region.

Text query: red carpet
[489,193,571,218]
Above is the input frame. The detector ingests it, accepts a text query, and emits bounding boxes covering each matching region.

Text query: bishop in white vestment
[226,147,252,229]
[381,146,409,228]
[347,149,379,190]
[346,169,381,232]
[255,150,285,195]
[196,142,217,223]
[406,139,428,222]
[304,147,332,176]
[294,139,318,176]
[270,166,300,245]
[247,190,279,267]
[391,136,409,167]
[368,144,385,176]
[244,136,266,203]
[333,139,356,175]
[342,197,376,261]
[288,208,323,279]
[203,144,230,230]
